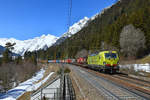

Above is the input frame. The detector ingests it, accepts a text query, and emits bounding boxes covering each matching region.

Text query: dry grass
[120,55,150,65]
[17,92,31,100]
[36,63,59,89]
[136,56,150,64]
[35,63,59,84]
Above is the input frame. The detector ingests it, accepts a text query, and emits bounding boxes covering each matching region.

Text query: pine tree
[2,49,10,63]
[2,42,16,63]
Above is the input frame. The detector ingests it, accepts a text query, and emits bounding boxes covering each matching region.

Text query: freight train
[48,51,119,73]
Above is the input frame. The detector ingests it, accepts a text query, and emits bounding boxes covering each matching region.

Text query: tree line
[29,0,150,60]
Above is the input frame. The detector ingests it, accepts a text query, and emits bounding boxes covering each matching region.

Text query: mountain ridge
[0,34,58,56]
[0,12,102,56]
[54,15,100,45]
[43,0,150,59]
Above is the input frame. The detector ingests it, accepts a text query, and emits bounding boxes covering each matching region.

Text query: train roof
[89,51,117,56]
[89,54,98,56]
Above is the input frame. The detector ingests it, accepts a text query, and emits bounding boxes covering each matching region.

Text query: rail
[73,63,150,99]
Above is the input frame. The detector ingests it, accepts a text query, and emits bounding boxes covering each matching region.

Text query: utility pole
[66,0,72,59]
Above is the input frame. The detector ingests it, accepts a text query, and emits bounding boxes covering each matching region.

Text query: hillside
[54,17,89,45]
[38,0,150,60]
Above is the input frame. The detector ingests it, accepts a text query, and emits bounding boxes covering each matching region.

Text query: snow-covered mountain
[54,17,90,45]
[0,16,92,55]
[62,17,89,38]
[0,4,113,56]
[0,34,58,56]
[54,1,118,45]
[54,14,102,45]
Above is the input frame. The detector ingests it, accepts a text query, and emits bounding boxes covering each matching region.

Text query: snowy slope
[62,17,89,38]
[0,68,54,100]
[0,34,58,56]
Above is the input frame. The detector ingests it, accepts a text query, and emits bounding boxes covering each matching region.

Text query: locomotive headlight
[117,62,119,64]
[103,62,106,65]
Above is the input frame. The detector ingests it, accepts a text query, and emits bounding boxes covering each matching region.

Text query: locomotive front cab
[101,51,119,73]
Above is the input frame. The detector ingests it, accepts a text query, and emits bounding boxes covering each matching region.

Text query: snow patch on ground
[0,68,54,100]
[120,63,150,73]
[27,72,54,91]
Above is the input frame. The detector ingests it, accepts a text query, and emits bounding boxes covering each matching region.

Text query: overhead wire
[66,0,72,58]
[67,0,72,32]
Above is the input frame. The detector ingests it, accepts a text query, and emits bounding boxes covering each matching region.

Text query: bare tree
[120,24,145,57]
[100,41,118,51]
[75,49,88,58]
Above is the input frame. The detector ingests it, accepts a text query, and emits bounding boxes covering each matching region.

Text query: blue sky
[0,0,117,40]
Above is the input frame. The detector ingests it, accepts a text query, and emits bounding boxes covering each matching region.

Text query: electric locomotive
[87,51,119,73]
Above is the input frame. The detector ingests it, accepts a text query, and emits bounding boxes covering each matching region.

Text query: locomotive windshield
[105,53,117,59]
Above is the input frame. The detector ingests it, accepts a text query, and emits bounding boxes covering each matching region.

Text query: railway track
[64,74,76,100]
[73,63,150,86]
[112,74,150,89]
[70,63,150,100]
[115,73,150,83]
[69,64,146,100]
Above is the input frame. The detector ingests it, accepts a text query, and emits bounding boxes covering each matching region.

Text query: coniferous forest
[34,0,150,60]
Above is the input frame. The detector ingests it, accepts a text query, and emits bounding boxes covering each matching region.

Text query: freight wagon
[77,57,86,64]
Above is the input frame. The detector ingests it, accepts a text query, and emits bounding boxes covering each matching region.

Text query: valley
[0,0,150,100]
